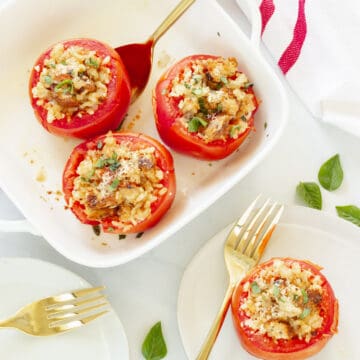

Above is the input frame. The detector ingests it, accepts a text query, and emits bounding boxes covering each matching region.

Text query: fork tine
[243,202,278,257]
[47,301,109,321]
[45,294,106,311]
[225,194,261,249]
[42,287,104,307]
[251,204,284,262]
[236,198,271,252]
[49,310,109,330]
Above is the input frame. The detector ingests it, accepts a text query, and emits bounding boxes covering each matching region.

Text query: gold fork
[0,286,109,336]
[196,196,284,359]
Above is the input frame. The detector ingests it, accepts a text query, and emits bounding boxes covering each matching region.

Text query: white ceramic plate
[0,257,129,360]
[178,206,360,359]
[0,0,287,267]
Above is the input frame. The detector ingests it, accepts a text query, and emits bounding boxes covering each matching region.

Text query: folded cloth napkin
[256,0,360,137]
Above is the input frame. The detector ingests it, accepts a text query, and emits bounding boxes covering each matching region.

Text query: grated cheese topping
[32,43,111,123]
[166,57,256,142]
[70,133,166,232]
[240,259,324,343]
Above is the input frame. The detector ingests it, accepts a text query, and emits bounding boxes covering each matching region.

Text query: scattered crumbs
[217,31,221,37]
[29,159,35,165]
[124,109,142,131]
[101,242,108,247]
[157,50,171,69]
[119,234,126,240]
[40,195,47,202]
[208,163,213,167]
[64,205,69,210]
[55,190,62,196]
[136,232,144,238]
[55,197,60,201]
[191,172,195,176]
[47,190,53,195]
[264,121,268,130]
[92,225,101,236]
[23,151,29,157]
[35,168,46,182]
[266,134,269,138]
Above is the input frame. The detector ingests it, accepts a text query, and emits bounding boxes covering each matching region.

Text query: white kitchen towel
[257,0,360,137]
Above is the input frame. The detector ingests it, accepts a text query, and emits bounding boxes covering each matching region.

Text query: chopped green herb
[192,88,203,96]
[141,321,167,360]
[193,74,202,83]
[273,285,280,297]
[216,103,223,113]
[299,307,311,319]
[110,178,120,190]
[95,157,106,168]
[241,115,247,122]
[230,125,242,138]
[50,63,56,68]
[136,232,144,238]
[302,289,309,304]
[188,117,208,132]
[107,227,114,232]
[109,162,121,171]
[55,79,73,94]
[220,76,228,84]
[87,57,99,68]
[264,122,268,130]
[184,82,191,89]
[43,75,53,85]
[293,294,299,301]
[61,60,67,65]
[243,82,254,90]
[198,97,208,115]
[251,281,261,294]
[217,31,221,37]
[119,234,127,240]
[97,140,103,149]
[92,225,101,236]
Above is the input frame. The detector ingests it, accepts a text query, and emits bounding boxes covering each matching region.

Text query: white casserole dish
[0,0,288,267]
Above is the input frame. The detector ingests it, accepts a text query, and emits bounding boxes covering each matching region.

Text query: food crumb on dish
[124,109,142,131]
[157,50,172,69]
[36,168,47,182]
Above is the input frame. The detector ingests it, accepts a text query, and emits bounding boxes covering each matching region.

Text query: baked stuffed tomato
[153,55,258,160]
[62,132,176,234]
[231,258,338,360]
[29,38,131,139]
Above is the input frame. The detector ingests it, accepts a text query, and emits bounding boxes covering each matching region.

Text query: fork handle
[196,283,235,360]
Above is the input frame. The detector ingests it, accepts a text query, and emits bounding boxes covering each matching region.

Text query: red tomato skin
[231,258,339,360]
[62,132,176,234]
[29,39,131,139]
[153,54,258,161]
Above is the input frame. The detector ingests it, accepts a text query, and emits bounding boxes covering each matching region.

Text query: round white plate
[0,257,129,360]
[177,205,360,359]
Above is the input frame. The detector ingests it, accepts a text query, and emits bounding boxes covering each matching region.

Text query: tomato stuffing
[231,258,338,360]
[62,132,176,234]
[153,55,258,160]
[29,38,131,139]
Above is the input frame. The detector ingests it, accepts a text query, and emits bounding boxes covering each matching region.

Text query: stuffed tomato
[29,38,131,139]
[153,55,258,160]
[62,132,176,234]
[231,258,339,360]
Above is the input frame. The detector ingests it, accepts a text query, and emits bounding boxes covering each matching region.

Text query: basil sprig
[142,322,167,360]
[318,154,343,191]
[336,205,360,227]
[296,182,322,210]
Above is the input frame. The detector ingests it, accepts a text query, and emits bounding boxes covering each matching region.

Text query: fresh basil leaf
[296,182,322,210]
[318,154,343,191]
[336,205,360,227]
[141,322,167,360]
[299,307,311,319]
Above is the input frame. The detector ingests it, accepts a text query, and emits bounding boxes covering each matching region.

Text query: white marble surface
[1,0,360,359]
